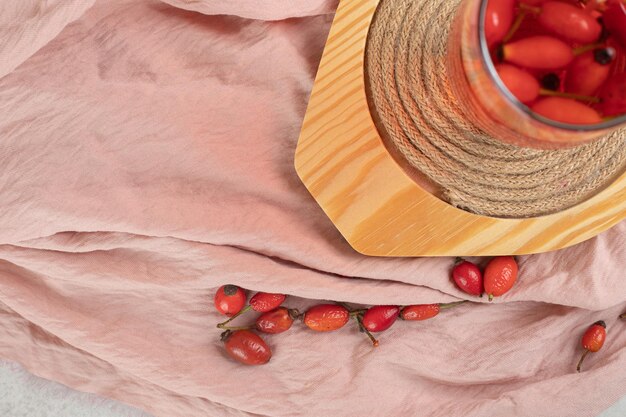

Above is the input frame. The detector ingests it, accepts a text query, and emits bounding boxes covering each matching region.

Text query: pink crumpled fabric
[0,1,624,416]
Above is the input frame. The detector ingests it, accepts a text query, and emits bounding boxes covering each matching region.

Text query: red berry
[249,292,287,313]
[577,320,606,372]
[362,305,400,332]
[222,330,271,365]
[581,320,607,352]
[495,63,540,103]
[565,48,615,96]
[603,0,626,48]
[597,73,626,117]
[531,97,603,124]
[484,0,516,48]
[538,2,602,44]
[255,307,295,334]
[501,36,573,69]
[452,260,484,296]
[401,304,440,321]
[303,304,350,332]
[484,256,519,301]
[214,285,247,316]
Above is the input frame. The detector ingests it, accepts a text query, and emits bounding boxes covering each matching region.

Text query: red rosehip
[452,260,484,296]
[222,330,271,366]
[250,292,287,313]
[214,285,247,316]
[303,304,350,332]
[531,97,602,124]
[577,320,606,372]
[484,256,519,301]
[255,307,296,334]
[362,305,400,332]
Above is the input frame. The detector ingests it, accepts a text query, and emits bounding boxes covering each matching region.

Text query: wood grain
[294,0,626,257]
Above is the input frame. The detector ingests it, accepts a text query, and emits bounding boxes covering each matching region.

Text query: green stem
[577,349,590,372]
[519,3,541,14]
[488,294,494,302]
[349,309,368,316]
[439,300,468,310]
[337,302,354,311]
[216,305,252,328]
[503,10,527,43]
[355,315,379,347]
[217,324,253,331]
[573,43,603,56]
[338,302,367,316]
[539,89,601,104]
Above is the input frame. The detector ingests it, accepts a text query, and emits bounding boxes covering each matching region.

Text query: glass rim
[477,0,626,133]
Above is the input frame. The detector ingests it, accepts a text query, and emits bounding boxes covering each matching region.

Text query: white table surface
[0,360,152,417]
[1,359,624,417]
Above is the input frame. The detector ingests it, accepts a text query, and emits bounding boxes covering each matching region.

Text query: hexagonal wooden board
[294,0,626,257]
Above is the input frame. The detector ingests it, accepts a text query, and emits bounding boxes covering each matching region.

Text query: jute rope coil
[365,0,626,218]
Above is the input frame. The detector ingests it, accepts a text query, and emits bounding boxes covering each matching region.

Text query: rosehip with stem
[255,307,299,334]
[214,285,247,316]
[400,301,467,321]
[496,64,540,103]
[577,320,606,372]
[331,303,381,347]
[495,64,602,106]
[531,97,603,124]
[565,48,615,96]
[303,304,350,332]
[362,305,400,332]
[484,256,518,301]
[500,36,573,69]
[217,291,286,328]
[535,2,603,44]
[222,329,271,366]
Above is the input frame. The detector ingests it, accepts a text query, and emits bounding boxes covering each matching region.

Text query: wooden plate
[294,0,626,257]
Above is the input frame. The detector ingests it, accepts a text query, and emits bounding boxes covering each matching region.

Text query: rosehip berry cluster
[452,256,519,301]
[213,261,615,373]
[215,287,293,365]
[213,286,467,365]
[486,0,626,123]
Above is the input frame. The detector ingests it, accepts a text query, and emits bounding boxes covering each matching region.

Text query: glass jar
[448,0,626,149]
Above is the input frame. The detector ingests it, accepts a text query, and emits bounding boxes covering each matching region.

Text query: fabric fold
[0,1,624,416]
[157,0,338,21]
[0,0,96,80]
